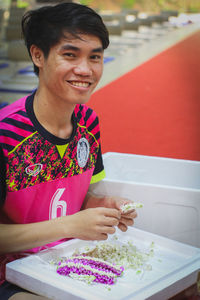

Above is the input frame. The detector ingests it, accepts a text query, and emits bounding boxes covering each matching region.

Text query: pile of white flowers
[52,202,156,285]
[74,238,154,273]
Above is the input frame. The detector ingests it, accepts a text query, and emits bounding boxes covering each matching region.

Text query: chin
[76,96,91,105]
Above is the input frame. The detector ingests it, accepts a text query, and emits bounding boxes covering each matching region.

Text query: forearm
[0,216,72,254]
[0,206,121,254]
[82,191,115,210]
[0,192,135,254]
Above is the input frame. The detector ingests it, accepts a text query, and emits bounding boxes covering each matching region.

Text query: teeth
[70,81,90,88]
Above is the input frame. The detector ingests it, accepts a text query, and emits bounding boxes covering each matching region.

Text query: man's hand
[69,207,121,241]
[83,193,137,233]
[104,196,138,232]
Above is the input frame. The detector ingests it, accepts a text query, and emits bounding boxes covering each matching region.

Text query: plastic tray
[102,152,200,190]
[6,227,200,300]
[90,152,200,247]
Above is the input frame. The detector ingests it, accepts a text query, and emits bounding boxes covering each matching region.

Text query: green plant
[17,0,29,8]
[80,0,93,6]
[122,0,136,9]
[189,7,199,12]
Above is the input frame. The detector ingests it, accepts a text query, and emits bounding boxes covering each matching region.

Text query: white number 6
[49,188,67,219]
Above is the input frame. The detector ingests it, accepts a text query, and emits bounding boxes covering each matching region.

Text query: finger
[93,233,108,241]
[98,225,116,235]
[103,216,119,227]
[96,211,120,227]
[120,217,134,227]
[121,208,135,215]
[118,223,127,232]
[98,233,108,241]
[122,211,137,219]
[105,226,116,235]
[103,208,121,219]
[114,198,131,210]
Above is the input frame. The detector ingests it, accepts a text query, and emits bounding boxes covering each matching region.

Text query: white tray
[6,227,200,300]
[89,152,200,247]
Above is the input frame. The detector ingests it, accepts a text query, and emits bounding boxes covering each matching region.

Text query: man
[0,3,137,299]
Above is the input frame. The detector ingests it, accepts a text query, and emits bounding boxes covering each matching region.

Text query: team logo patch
[25,163,43,176]
[77,138,90,168]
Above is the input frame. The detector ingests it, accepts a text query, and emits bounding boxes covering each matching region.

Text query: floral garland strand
[56,255,124,285]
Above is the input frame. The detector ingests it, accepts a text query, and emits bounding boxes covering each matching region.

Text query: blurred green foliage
[122,0,136,9]
[91,0,200,12]
[80,0,94,6]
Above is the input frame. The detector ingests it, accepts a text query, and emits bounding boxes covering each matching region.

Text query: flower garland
[56,255,124,285]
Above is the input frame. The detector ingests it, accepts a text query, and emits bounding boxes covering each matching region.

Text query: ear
[30,45,44,68]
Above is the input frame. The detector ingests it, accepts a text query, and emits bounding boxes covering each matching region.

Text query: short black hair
[21,2,109,75]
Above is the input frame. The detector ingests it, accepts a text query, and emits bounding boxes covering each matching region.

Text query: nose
[73,59,92,76]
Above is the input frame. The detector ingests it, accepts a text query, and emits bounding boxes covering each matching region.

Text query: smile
[68,81,91,88]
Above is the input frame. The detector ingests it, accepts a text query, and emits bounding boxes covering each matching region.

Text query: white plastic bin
[90,152,200,247]
[6,227,200,300]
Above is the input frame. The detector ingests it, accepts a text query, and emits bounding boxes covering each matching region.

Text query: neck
[33,88,75,139]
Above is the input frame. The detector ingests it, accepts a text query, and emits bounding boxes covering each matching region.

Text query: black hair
[21,2,109,75]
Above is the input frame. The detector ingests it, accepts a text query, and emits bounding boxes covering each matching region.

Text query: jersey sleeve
[90,143,106,184]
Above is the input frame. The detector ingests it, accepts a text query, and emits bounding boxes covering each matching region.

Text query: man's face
[38,33,104,106]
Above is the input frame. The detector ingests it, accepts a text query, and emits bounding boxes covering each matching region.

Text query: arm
[0,217,66,254]
[0,152,120,255]
[0,206,121,254]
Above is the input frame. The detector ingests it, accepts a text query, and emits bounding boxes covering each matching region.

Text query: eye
[63,52,76,58]
[90,54,102,61]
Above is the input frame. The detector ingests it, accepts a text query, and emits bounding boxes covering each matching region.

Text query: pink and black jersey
[0,92,105,283]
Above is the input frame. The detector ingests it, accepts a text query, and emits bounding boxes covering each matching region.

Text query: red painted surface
[89,30,200,161]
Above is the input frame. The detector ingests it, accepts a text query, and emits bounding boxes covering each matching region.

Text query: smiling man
[0,3,137,299]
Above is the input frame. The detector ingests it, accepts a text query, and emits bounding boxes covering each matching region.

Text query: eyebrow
[60,44,104,53]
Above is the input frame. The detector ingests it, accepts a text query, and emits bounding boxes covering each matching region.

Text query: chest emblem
[25,163,43,176]
[77,138,90,168]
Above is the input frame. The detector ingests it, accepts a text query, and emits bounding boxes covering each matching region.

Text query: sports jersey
[0,92,105,284]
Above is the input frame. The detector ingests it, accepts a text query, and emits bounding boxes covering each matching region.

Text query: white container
[6,227,200,300]
[90,152,200,247]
